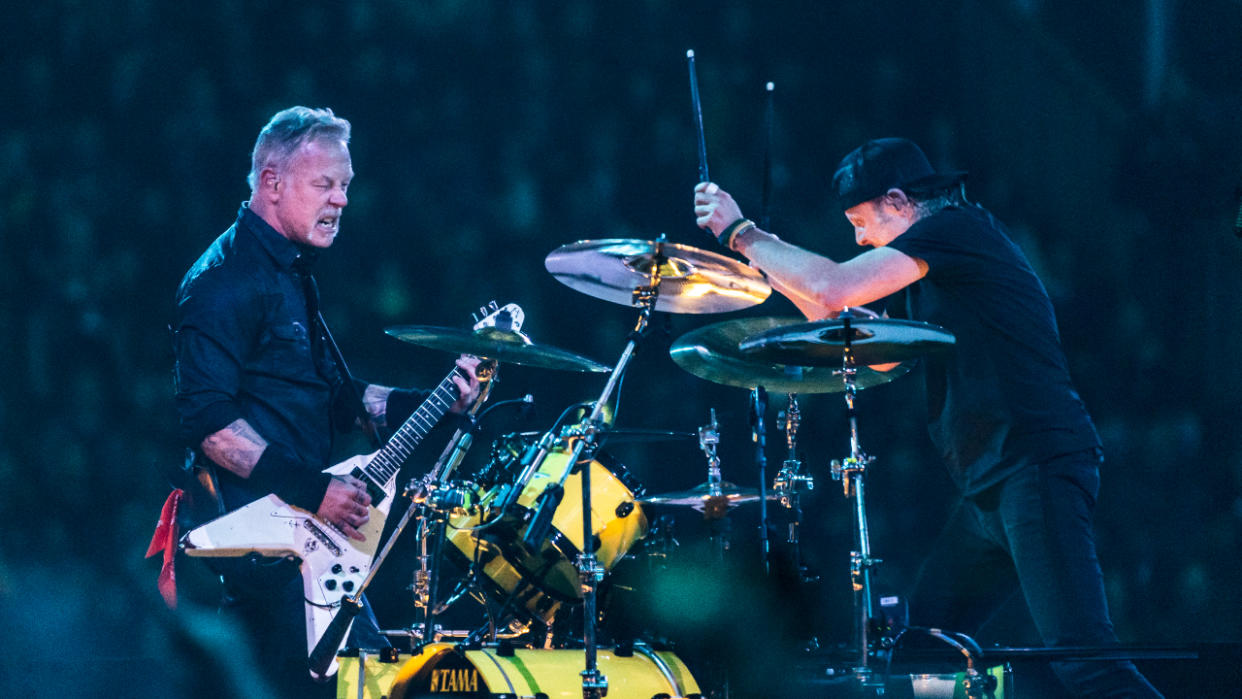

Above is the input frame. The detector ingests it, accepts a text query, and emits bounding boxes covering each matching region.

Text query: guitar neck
[362,366,463,487]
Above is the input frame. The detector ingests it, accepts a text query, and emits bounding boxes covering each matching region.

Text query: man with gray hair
[173,106,479,697]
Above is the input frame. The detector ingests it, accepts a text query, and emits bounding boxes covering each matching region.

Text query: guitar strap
[301,271,383,450]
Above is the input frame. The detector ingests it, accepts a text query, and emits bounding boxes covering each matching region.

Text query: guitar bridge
[302,519,343,556]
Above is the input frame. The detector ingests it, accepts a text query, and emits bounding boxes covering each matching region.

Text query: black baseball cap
[832,138,967,211]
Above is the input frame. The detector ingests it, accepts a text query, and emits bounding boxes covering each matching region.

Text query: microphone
[522,483,563,550]
[498,429,556,511]
[750,386,767,439]
[439,431,474,479]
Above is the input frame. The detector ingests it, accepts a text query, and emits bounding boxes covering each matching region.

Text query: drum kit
[336,236,959,699]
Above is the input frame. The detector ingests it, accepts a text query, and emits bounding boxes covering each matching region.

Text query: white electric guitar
[181,302,523,679]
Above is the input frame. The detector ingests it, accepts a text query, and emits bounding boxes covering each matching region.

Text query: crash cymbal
[385,325,611,373]
[738,317,955,367]
[545,239,771,314]
[505,428,697,445]
[670,316,911,393]
[637,481,776,510]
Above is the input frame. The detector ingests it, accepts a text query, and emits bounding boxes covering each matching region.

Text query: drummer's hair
[905,181,978,217]
[248,107,351,192]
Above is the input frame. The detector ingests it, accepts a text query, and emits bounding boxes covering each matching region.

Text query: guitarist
[172,106,480,697]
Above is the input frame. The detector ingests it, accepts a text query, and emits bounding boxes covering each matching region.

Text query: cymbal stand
[774,393,815,582]
[697,409,730,558]
[827,309,883,691]
[537,236,665,699]
[750,386,771,575]
[699,408,723,499]
[406,366,498,647]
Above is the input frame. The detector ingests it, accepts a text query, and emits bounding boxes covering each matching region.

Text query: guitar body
[181,451,393,678]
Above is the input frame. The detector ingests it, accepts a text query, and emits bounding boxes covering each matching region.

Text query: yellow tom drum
[447,444,647,625]
[385,643,700,699]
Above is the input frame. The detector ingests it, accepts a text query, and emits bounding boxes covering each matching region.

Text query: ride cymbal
[385,325,611,373]
[738,317,955,367]
[545,239,770,314]
[670,316,912,393]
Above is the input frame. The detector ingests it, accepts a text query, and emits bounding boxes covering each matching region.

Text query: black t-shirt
[885,205,1099,494]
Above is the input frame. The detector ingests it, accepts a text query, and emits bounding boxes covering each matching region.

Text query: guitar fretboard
[362,366,464,487]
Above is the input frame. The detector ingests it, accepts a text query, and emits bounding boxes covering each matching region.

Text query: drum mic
[440,432,474,480]
[498,428,557,512]
[522,483,563,551]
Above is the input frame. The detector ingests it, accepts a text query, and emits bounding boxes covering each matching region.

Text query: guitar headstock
[472,301,525,333]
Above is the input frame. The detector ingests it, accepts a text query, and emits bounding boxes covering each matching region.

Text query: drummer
[693,137,1161,698]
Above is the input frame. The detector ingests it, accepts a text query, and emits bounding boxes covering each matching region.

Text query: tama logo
[428,667,480,692]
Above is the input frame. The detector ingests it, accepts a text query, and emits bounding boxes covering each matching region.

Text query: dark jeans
[908,449,1162,698]
[215,556,389,699]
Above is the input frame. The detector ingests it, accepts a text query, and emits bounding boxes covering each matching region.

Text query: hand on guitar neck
[361,355,482,428]
[447,355,483,413]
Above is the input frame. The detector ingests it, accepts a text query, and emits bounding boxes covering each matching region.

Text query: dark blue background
[3,1,1240,695]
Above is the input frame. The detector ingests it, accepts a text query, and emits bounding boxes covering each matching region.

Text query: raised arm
[693,181,926,316]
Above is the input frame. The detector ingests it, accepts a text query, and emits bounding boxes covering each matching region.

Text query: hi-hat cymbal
[738,317,955,367]
[670,316,912,393]
[545,239,771,314]
[505,428,697,445]
[637,481,776,510]
[385,325,611,373]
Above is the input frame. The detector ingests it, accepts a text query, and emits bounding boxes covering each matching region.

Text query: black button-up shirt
[174,205,355,508]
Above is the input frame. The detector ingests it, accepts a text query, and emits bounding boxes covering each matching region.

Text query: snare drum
[447,439,647,624]
[384,642,700,699]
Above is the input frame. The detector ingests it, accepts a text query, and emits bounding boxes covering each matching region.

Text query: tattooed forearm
[201,418,269,478]
[362,384,394,428]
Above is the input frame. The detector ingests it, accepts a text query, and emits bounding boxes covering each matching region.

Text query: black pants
[215,557,388,699]
[909,450,1162,698]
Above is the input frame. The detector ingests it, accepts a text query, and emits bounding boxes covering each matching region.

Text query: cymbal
[545,239,771,314]
[670,316,912,393]
[385,325,611,373]
[738,317,955,367]
[637,481,776,510]
[505,428,697,445]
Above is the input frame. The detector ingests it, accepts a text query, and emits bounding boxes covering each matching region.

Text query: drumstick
[687,49,709,183]
[760,81,775,231]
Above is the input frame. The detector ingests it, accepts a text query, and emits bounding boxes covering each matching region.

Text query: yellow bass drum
[388,642,700,699]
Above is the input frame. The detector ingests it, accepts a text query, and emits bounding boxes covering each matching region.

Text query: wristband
[251,447,333,512]
[718,218,757,250]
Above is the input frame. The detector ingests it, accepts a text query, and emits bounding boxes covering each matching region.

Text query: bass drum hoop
[388,642,700,699]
